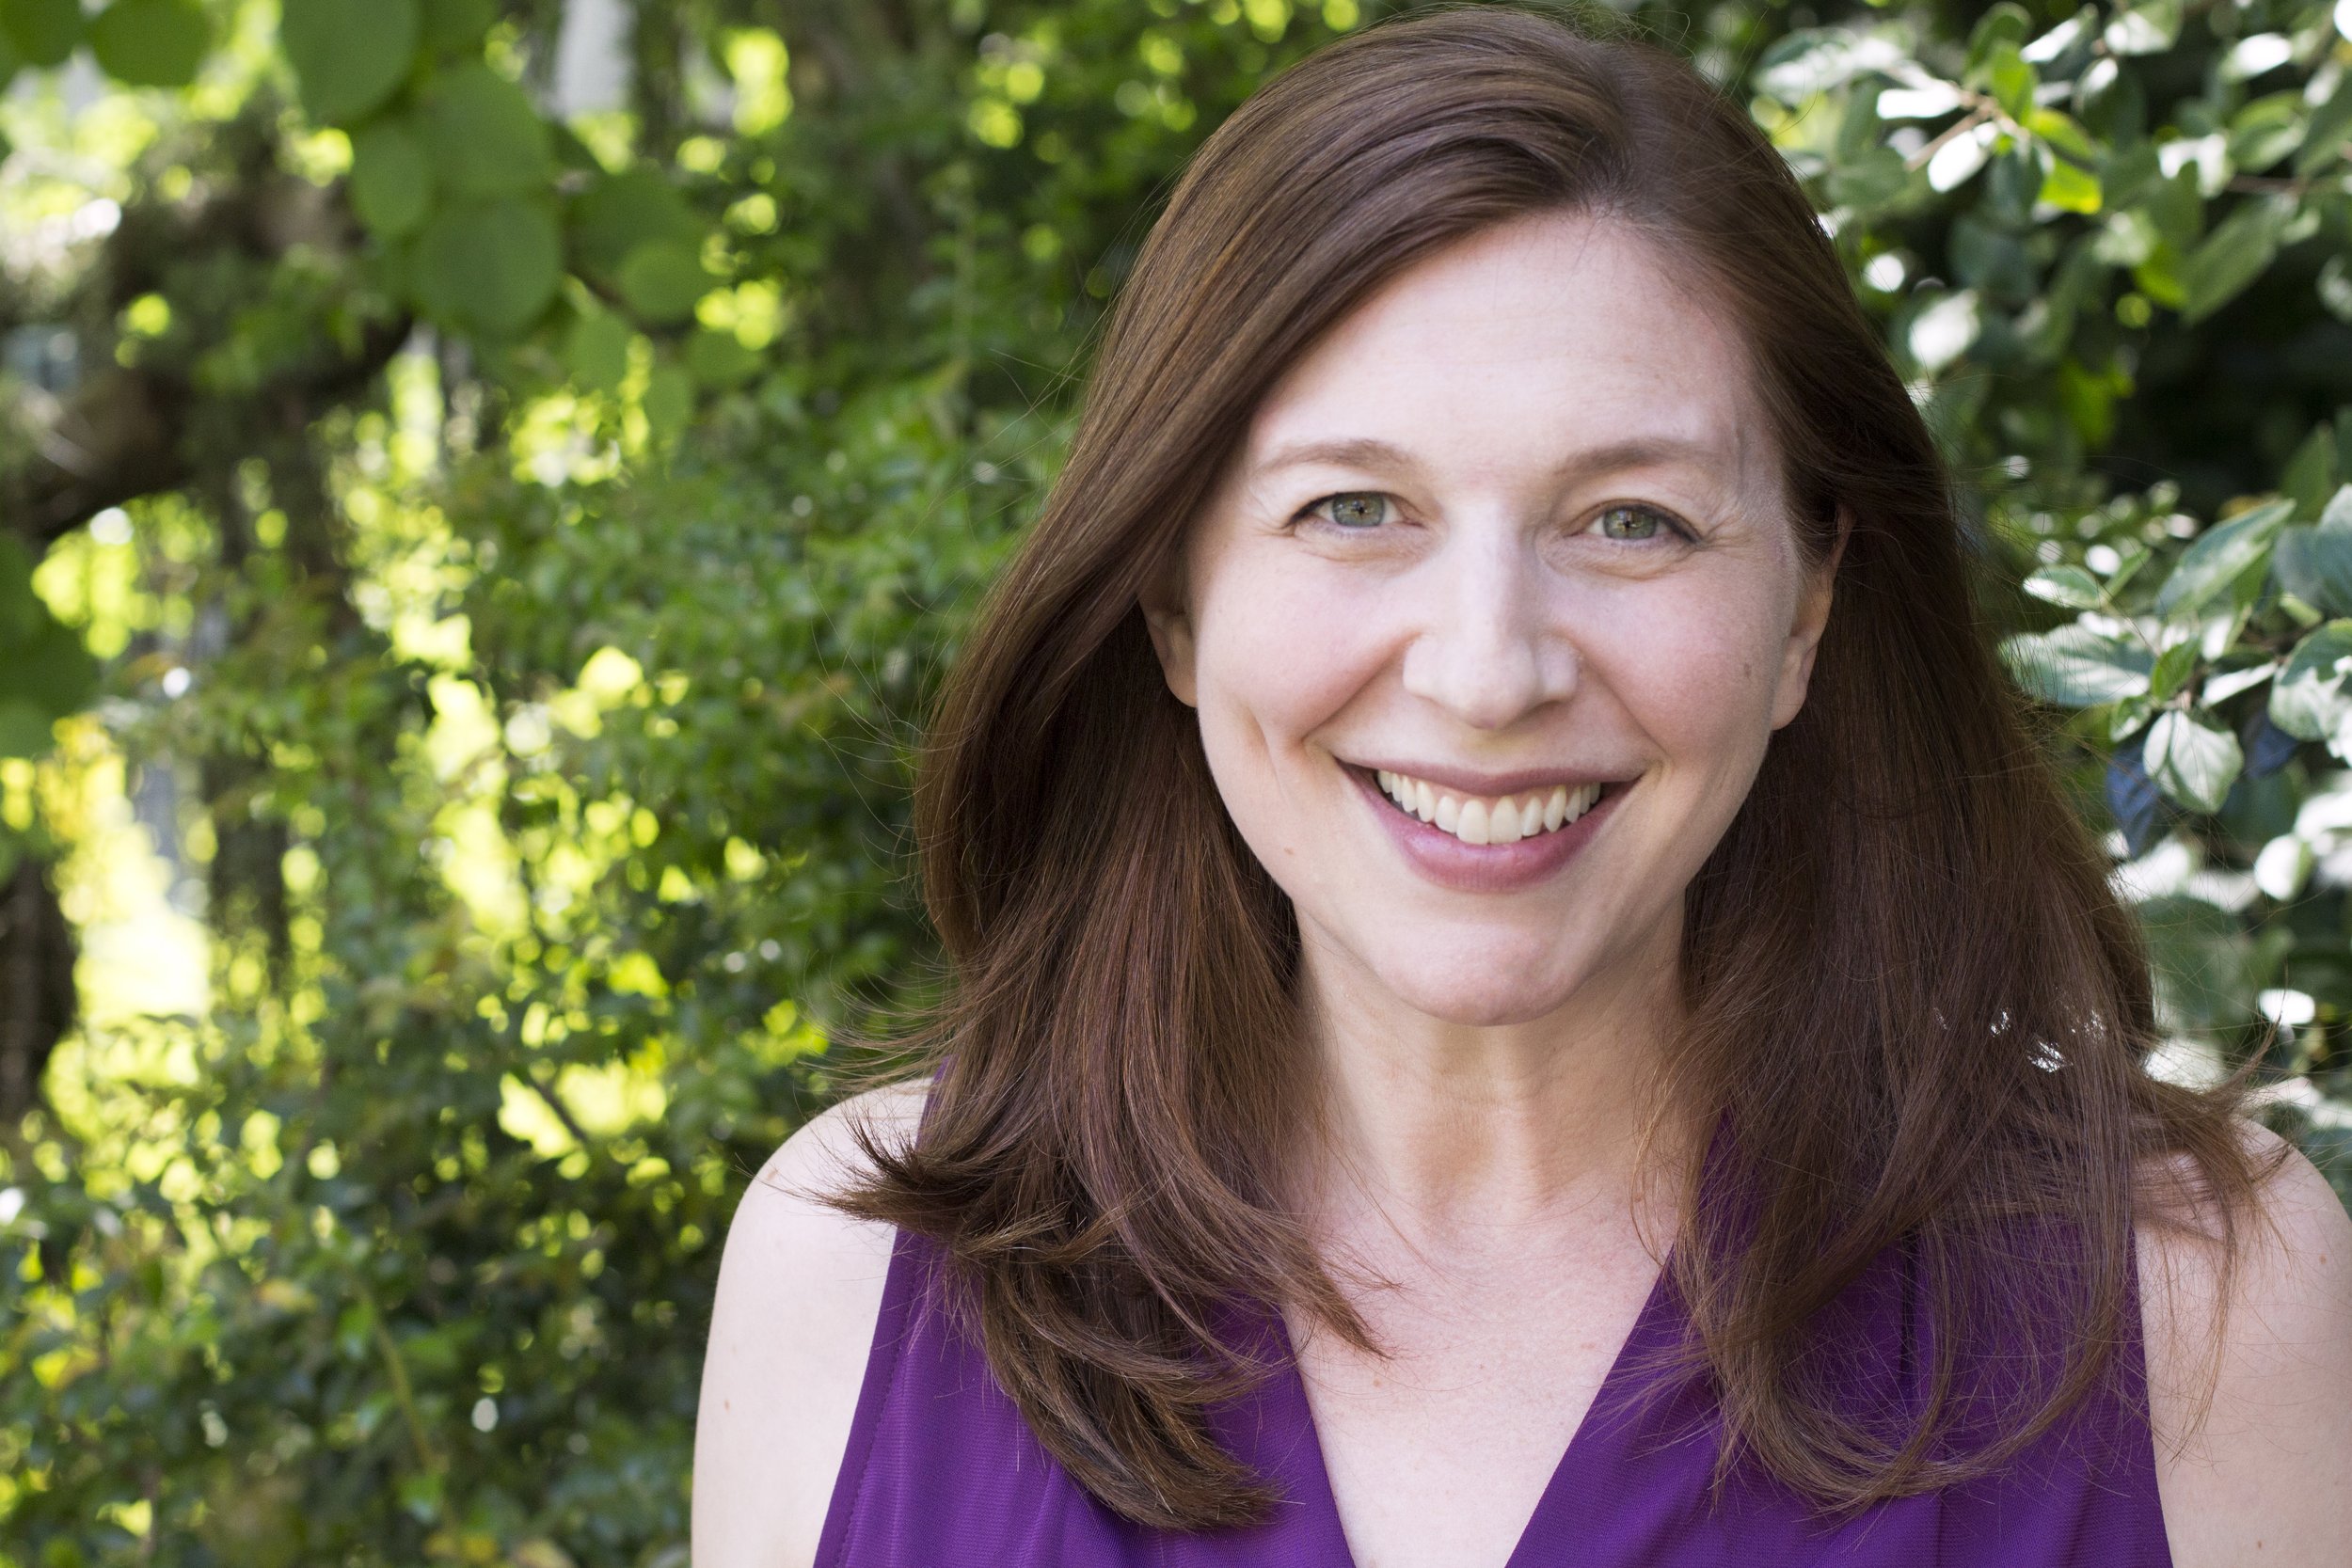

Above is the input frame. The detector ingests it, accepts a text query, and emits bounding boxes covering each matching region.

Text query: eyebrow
[1253,434,1734,483]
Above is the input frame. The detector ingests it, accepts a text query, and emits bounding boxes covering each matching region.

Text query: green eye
[1593,505,1667,541]
[1318,492,1390,529]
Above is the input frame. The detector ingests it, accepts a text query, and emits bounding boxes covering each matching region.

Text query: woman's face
[1141,209,1842,1028]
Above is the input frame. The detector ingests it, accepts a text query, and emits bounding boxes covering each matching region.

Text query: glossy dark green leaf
[2155,499,2291,620]
[2023,564,2104,609]
[2272,524,2352,617]
[2269,622,2352,741]
[2000,624,2154,706]
[2103,0,2184,55]
[2143,709,2242,814]
[2179,197,2292,325]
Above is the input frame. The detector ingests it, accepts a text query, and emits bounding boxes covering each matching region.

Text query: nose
[1397,525,1576,729]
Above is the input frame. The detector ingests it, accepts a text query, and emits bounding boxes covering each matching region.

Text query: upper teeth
[1374,769,1606,846]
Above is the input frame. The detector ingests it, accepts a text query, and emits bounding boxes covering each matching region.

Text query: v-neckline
[1269,1249,1682,1568]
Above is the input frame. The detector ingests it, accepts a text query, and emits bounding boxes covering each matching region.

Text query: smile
[1372,768,1604,846]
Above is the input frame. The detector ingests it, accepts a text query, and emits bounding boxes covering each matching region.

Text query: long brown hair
[804,0,2287,1530]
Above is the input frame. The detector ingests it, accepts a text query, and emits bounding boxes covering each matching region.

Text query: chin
[1369,959,1583,1028]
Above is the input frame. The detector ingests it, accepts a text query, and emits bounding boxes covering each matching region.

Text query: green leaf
[642,362,695,441]
[564,310,631,392]
[1827,147,1909,210]
[2282,427,2340,518]
[0,0,82,69]
[2228,91,2306,176]
[1752,28,1903,102]
[1986,46,2038,124]
[2143,709,2242,814]
[2200,660,2276,705]
[2023,564,2104,610]
[2103,0,2182,55]
[2107,692,2157,743]
[1964,3,2033,74]
[0,618,100,747]
[2269,622,2352,742]
[350,118,433,238]
[419,62,551,199]
[2138,892,2253,1032]
[617,241,712,325]
[419,0,494,52]
[570,167,703,282]
[2180,197,2292,326]
[685,328,759,389]
[2148,637,2199,702]
[2295,77,2352,179]
[2154,499,2291,620]
[280,0,419,125]
[1999,624,2154,706]
[410,199,561,337]
[87,0,208,87]
[2322,483,2352,533]
[2272,523,2352,616]
[2038,157,2100,214]
[0,700,50,760]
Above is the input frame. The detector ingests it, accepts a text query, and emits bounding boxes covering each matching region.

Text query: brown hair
[804,0,2287,1531]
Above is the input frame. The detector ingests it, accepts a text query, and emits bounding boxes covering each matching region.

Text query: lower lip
[1348,767,1626,895]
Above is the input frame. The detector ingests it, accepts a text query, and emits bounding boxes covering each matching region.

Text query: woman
[694,7,2352,1566]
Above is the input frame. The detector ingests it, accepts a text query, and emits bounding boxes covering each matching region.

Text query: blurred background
[1,0,2348,1561]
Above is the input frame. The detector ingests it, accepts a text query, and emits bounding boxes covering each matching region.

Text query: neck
[1283,912,1699,1267]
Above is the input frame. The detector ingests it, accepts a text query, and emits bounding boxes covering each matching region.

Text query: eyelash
[1293,491,1692,544]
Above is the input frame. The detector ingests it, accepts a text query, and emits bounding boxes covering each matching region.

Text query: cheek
[1583,578,1789,754]
[1189,563,1385,752]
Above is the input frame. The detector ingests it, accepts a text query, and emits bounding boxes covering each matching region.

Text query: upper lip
[1343,758,1638,798]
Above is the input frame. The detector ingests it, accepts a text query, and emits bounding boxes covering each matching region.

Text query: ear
[1137,555,1200,709]
[1770,502,1850,731]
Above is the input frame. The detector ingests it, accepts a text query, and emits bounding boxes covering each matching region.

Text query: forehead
[1242,211,1768,488]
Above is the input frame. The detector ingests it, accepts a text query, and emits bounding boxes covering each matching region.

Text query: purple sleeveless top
[815,1131,2173,1565]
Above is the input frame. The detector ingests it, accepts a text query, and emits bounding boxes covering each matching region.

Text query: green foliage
[3,0,2352,1564]
[87,0,211,89]
[280,0,419,124]
[0,539,98,760]
[0,0,83,71]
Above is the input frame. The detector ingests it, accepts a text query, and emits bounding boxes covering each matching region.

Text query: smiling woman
[691,7,2351,1568]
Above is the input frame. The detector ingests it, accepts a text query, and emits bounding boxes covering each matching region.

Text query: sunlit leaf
[2154,499,2291,619]
[2144,708,2243,813]
[2000,624,2154,705]
[2269,621,2352,740]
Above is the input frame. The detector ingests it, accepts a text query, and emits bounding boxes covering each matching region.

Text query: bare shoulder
[2137,1116,2352,1567]
[691,1078,934,1568]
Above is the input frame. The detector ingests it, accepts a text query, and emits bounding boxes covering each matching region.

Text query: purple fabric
[816,1142,2173,1566]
